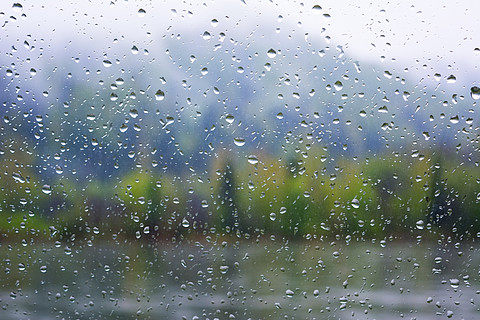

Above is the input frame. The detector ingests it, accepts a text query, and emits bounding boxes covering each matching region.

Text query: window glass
[1,1,479,319]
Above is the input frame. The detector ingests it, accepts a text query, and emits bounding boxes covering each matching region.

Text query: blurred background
[0,1,480,318]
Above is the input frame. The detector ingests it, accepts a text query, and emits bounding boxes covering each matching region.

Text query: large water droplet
[312,5,322,13]
[138,8,146,17]
[446,74,456,83]
[247,155,258,165]
[12,3,23,12]
[269,212,276,221]
[416,220,424,230]
[470,86,480,100]
[267,48,277,58]
[225,114,235,124]
[42,185,52,195]
[334,81,343,91]
[182,218,190,228]
[234,137,245,147]
[220,265,229,274]
[449,278,459,289]
[155,90,165,101]
[103,60,112,68]
[351,198,360,209]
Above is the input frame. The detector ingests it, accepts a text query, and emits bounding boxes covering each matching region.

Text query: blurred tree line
[1,143,479,242]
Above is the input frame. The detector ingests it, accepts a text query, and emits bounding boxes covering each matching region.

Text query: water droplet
[137,8,146,17]
[276,112,284,119]
[269,212,276,221]
[55,165,63,175]
[247,155,258,165]
[220,265,229,274]
[285,289,294,297]
[182,218,190,228]
[225,114,235,123]
[267,48,277,58]
[42,185,52,195]
[103,60,112,68]
[202,31,211,40]
[234,137,245,147]
[449,278,460,289]
[12,3,23,12]
[446,74,456,83]
[470,86,480,100]
[131,45,139,54]
[312,5,322,13]
[449,115,459,124]
[416,220,424,230]
[155,90,165,101]
[201,67,208,75]
[351,198,360,209]
[129,109,138,118]
[334,80,343,91]
[40,265,47,273]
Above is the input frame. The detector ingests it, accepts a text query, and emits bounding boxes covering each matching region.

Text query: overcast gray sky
[2,0,479,88]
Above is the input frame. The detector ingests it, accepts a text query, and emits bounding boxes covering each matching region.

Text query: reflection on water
[0,237,479,319]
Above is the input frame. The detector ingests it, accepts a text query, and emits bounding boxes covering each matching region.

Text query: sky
[2,0,479,89]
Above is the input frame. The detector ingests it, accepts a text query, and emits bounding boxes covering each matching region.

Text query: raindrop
[276,112,284,119]
[220,265,229,274]
[334,81,343,91]
[312,5,322,13]
[225,114,235,123]
[269,212,276,221]
[155,90,165,101]
[201,67,208,75]
[103,60,112,67]
[182,218,190,228]
[470,86,480,100]
[446,75,456,83]
[416,220,424,230]
[138,8,146,17]
[351,198,360,209]
[285,289,294,297]
[42,185,52,195]
[202,31,211,40]
[449,278,459,289]
[247,155,258,165]
[234,137,245,147]
[131,45,139,54]
[12,3,23,12]
[449,115,459,124]
[267,48,277,58]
